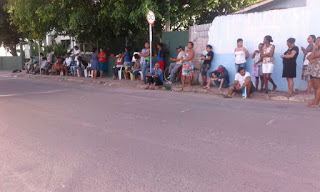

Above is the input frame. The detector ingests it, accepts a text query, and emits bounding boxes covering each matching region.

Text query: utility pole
[165,0,171,32]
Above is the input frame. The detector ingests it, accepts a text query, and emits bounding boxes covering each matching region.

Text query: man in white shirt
[225,67,254,98]
[61,54,73,76]
[167,46,185,84]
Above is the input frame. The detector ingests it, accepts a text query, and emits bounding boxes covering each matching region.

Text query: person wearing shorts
[181,42,195,88]
[260,35,277,94]
[225,67,254,98]
[252,43,264,92]
[200,45,214,87]
[98,48,107,78]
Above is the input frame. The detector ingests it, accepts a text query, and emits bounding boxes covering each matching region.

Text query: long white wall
[207,0,320,91]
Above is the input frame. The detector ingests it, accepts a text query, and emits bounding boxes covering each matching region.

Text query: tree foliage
[0,0,24,56]
[7,0,259,46]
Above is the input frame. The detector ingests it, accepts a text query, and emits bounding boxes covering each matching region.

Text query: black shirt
[204,51,214,66]
[283,46,299,65]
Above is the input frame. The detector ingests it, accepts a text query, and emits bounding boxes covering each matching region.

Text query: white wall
[207,0,320,91]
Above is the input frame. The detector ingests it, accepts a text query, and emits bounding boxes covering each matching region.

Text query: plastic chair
[116,65,124,80]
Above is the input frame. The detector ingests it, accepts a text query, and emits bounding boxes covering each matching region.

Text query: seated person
[61,54,73,76]
[129,54,141,80]
[34,57,48,74]
[145,63,163,90]
[112,53,124,79]
[167,46,184,84]
[77,56,88,77]
[205,65,229,90]
[54,56,64,75]
[25,57,37,74]
[225,67,254,98]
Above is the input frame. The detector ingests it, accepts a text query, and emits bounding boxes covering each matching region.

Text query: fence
[0,56,23,70]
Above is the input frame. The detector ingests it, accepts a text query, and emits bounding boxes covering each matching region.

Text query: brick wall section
[189,24,211,83]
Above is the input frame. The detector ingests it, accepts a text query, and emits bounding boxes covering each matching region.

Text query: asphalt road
[0,76,319,192]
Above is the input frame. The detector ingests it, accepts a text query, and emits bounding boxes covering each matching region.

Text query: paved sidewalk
[9,70,315,104]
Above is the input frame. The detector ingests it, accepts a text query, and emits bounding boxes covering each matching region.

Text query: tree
[0,0,24,56]
[7,0,259,46]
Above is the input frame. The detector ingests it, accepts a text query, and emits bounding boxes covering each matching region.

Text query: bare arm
[261,45,275,58]
[251,50,258,59]
[281,50,297,59]
[244,48,249,59]
[241,76,252,89]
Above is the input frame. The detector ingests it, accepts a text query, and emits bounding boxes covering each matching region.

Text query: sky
[0,46,11,56]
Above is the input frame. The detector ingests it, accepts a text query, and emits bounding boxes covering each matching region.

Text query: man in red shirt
[98,48,107,78]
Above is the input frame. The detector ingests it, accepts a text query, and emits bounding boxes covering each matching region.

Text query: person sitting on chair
[145,63,163,90]
[225,67,254,98]
[129,54,141,80]
[205,65,229,90]
[25,57,37,74]
[34,57,48,74]
[112,53,124,79]
[167,46,185,84]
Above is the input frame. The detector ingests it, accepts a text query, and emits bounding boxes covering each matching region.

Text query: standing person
[252,43,265,92]
[234,38,249,72]
[72,46,81,66]
[307,37,320,108]
[200,45,214,87]
[46,48,55,73]
[260,35,277,94]
[301,35,316,94]
[98,48,107,78]
[281,38,299,97]
[123,47,131,68]
[157,43,165,72]
[181,42,195,88]
[145,63,163,90]
[91,48,99,79]
[167,46,185,84]
[139,42,150,84]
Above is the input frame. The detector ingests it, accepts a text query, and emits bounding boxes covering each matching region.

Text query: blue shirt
[150,69,163,82]
[124,52,130,62]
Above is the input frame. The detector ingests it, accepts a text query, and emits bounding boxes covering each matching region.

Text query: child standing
[252,43,264,92]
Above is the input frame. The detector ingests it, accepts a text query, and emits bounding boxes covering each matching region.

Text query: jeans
[169,63,182,83]
[123,61,131,68]
[142,61,154,84]
[71,66,79,75]
[130,69,141,79]
[235,63,246,73]
[214,79,229,88]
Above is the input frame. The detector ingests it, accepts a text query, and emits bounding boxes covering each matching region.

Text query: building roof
[233,0,277,14]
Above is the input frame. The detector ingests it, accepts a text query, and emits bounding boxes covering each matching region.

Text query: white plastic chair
[116,65,124,80]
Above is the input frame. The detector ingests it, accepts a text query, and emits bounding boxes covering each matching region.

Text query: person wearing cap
[167,46,185,84]
[205,65,229,90]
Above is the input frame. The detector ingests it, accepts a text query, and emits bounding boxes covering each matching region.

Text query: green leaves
[6,0,259,46]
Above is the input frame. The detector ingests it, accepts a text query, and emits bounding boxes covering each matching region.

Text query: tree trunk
[9,45,18,56]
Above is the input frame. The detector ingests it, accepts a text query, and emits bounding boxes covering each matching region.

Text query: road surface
[0,76,319,192]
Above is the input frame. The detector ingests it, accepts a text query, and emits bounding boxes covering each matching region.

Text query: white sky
[0,46,11,56]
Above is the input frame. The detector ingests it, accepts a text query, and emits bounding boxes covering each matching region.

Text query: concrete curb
[13,73,314,104]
